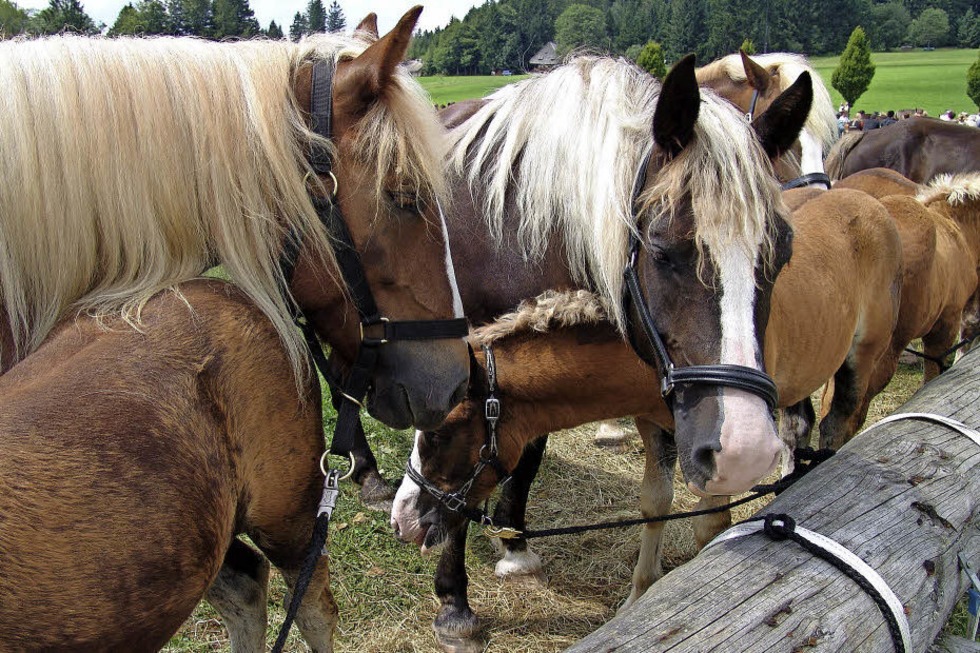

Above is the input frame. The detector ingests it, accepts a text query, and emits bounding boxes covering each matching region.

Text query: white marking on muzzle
[437,200,465,318]
[708,246,781,495]
[391,430,425,542]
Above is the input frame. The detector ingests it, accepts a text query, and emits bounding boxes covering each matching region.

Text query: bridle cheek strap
[622,223,778,412]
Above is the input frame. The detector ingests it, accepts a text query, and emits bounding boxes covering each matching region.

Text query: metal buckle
[443,493,466,513]
[359,317,390,345]
[483,525,523,539]
[485,396,501,422]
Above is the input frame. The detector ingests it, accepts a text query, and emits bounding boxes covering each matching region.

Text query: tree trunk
[567,348,980,653]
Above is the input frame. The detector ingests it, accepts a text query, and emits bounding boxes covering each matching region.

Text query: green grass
[417,74,529,105]
[413,49,980,119]
[809,48,978,118]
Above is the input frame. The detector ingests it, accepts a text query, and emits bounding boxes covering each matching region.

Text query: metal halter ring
[304,170,339,198]
[320,451,356,481]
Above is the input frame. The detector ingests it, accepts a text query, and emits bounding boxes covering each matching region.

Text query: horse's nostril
[693,443,719,476]
[392,522,401,538]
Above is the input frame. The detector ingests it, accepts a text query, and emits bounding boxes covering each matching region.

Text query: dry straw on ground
[165,363,924,652]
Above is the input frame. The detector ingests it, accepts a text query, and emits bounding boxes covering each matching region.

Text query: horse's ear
[343,5,421,110]
[751,71,813,160]
[354,12,379,39]
[740,50,770,93]
[653,53,700,158]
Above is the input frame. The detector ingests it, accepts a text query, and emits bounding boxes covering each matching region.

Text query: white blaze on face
[391,430,425,542]
[799,130,826,184]
[436,199,465,318]
[706,245,782,495]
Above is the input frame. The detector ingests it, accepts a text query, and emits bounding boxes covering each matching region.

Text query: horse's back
[835,167,921,199]
[0,280,304,651]
[767,188,901,403]
[838,118,980,183]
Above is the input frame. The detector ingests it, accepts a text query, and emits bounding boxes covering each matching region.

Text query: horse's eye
[648,245,669,265]
[388,189,421,213]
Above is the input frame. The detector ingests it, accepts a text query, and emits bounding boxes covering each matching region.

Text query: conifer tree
[306,0,325,33]
[325,0,344,32]
[267,19,283,39]
[289,11,307,40]
[636,40,666,79]
[968,48,980,110]
[832,26,875,106]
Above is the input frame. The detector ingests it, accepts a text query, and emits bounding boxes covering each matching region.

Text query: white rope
[705,519,912,652]
[855,412,980,449]
[699,411,980,652]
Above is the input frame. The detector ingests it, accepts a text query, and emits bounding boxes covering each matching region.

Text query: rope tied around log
[708,514,913,653]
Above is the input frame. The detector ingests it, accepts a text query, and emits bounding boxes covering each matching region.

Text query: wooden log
[566,347,980,653]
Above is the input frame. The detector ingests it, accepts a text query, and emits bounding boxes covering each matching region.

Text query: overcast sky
[16,1,482,33]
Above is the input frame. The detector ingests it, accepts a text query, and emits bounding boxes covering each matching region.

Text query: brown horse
[0,9,470,651]
[391,186,904,651]
[0,12,468,429]
[0,280,334,651]
[696,51,838,188]
[825,116,980,183]
[831,170,979,427]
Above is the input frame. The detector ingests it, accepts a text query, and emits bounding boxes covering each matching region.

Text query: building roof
[529,41,559,67]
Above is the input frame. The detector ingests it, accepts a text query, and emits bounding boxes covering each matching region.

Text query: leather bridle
[283,59,469,459]
[622,149,779,411]
[404,343,512,530]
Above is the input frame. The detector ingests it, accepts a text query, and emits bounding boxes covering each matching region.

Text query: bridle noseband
[404,343,514,531]
[282,59,469,457]
[622,150,779,411]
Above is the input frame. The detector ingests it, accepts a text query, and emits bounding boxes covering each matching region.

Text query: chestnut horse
[825,116,980,183]
[391,185,903,650]
[697,50,838,189]
[0,10,470,651]
[0,15,468,429]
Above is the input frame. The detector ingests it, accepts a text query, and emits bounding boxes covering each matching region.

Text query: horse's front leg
[205,538,270,653]
[492,435,548,580]
[621,417,675,611]
[433,525,483,653]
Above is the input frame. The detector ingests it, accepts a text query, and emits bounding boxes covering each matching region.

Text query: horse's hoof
[495,549,546,583]
[593,421,633,449]
[434,607,482,653]
[359,472,396,512]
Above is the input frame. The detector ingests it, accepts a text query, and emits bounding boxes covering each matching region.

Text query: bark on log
[566,347,980,653]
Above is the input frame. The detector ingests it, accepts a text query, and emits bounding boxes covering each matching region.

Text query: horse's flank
[0,33,445,378]
[447,56,783,328]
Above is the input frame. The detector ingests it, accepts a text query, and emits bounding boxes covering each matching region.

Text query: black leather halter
[284,59,469,457]
[622,150,779,411]
[404,343,513,531]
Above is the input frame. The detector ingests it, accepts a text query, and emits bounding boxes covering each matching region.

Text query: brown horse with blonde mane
[696,50,838,189]
[0,10,470,651]
[391,185,903,651]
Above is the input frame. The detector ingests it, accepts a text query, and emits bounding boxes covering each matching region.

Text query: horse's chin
[420,516,450,555]
[365,384,413,430]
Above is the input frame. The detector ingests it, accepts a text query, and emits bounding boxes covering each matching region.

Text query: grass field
[419,74,530,105]
[809,48,979,118]
[417,48,980,119]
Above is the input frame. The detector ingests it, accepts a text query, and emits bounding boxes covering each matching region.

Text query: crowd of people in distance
[837,101,980,134]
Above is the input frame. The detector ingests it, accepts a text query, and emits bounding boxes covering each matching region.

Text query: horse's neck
[482,324,668,442]
[935,201,980,264]
[447,180,578,325]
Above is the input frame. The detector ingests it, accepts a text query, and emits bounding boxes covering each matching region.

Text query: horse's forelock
[639,90,783,282]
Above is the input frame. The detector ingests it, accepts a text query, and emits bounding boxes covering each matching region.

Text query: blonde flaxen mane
[449,56,782,330]
[0,33,445,379]
[918,172,980,207]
